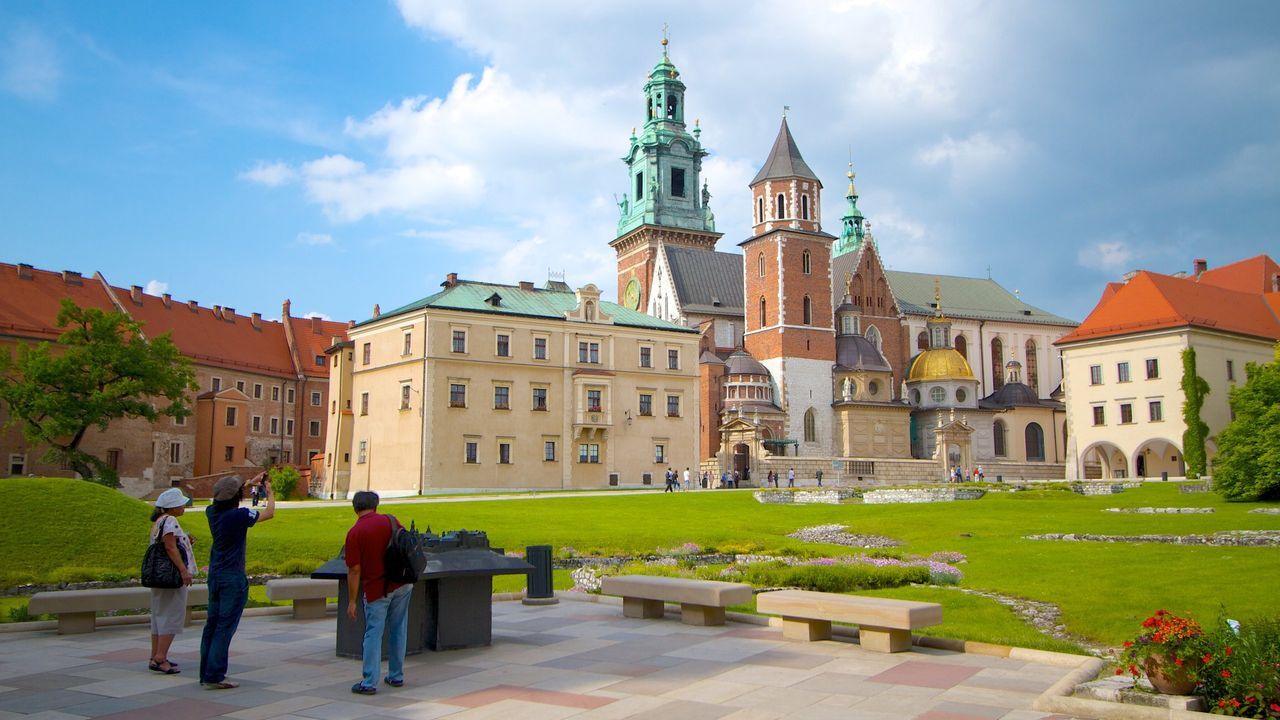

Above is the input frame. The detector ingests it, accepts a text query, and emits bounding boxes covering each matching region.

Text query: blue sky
[2,1,1277,325]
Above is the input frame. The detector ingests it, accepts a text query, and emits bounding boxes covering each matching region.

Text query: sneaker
[384,676,404,688]
[351,682,377,695]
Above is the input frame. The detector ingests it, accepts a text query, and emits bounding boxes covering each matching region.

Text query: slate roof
[368,281,697,333]
[979,382,1062,410]
[750,118,820,185]
[664,246,745,315]
[886,270,1077,327]
[836,335,892,372]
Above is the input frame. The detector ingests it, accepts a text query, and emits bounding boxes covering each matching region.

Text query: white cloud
[303,311,332,320]
[299,154,484,223]
[1077,239,1135,273]
[1,26,61,102]
[916,131,1032,183]
[144,280,168,295]
[240,161,297,187]
[295,232,334,246]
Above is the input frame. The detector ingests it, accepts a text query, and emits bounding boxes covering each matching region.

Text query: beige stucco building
[322,277,701,497]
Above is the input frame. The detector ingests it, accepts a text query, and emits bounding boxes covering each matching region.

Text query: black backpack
[383,515,425,587]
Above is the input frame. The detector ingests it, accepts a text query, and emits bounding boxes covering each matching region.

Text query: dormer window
[486,293,502,307]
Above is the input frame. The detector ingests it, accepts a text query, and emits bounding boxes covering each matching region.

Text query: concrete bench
[28,585,209,635]
[756,589,942,652]
[600,575,752,626]
[265,578,338,619]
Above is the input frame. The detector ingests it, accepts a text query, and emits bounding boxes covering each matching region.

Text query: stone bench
[756,589,942,652]
[265,578,339,619]
[600,575,752,626]
[28,585,209,635]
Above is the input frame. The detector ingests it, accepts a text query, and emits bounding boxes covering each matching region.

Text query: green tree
[0,299,198,486]
[1213,343,1280,500]
[1180,347,1210,479]
[268,464,302,499]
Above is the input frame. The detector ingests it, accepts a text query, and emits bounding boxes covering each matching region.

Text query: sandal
[148,660,180,675]
[202,680,239,690]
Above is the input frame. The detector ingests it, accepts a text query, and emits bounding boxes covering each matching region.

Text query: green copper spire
[833,162,866,257]
[615,35,716,237]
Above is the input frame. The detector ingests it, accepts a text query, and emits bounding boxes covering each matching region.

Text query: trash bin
[1161,471,1168,481]
[523,545,557,605]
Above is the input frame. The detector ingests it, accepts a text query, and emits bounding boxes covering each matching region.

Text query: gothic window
[803,408,816,443]
[757,197,764,223]
[758,252,765,277]
[1025,340,1039,393]
[670,167,686,197]
[635,172,644,201]
[759,297,767,327]
[1025,422,1045,461]
[991,337,1005,390]
[802,296,812,325]
[801,195,810,220]
[775,193,785,219]
[917,331,928,350]
[865,325,882,351]
[954,334,967,359]
[993,420,1007,457]
[802,250,811,274]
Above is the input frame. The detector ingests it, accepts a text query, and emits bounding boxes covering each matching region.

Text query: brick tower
[610,37,721,313]
[740,117,836,454]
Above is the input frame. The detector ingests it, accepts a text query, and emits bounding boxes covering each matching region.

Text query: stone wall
[753,489,860,504]
[863,487,986,504]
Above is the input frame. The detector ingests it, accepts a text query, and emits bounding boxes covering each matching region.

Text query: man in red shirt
[345,491,411,695]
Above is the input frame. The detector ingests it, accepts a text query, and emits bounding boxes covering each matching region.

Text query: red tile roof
[288,315,351,378]
[0,264,119,341]
[1196,255,1280,294]
[1057,259,1280,346]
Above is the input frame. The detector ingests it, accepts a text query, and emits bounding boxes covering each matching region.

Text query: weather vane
[661,23,669,54]
[783,105,790,118]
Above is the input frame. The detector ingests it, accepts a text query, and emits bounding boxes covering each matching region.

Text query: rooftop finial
[661,23,669,56]
[782,104,790,119]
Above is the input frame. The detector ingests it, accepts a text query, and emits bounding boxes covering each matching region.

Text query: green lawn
[3,478,1277,651]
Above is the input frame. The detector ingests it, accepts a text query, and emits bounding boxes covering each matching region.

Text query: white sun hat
[155,488,190,509]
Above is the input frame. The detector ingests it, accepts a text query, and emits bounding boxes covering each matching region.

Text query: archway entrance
[733,443,749,476]
[1081,442,1128,479]
[1134,438,1184,479]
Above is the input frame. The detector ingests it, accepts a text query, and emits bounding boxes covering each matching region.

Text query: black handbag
[141,519,186,589]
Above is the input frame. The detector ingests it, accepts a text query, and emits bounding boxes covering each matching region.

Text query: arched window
[776,193,786,219]
[865,325,882,351]
[801,195,810,220]
[991,337,1005,391]
[757,197,764,224]
[803,408,816,443]
[1025,422,1045,461]
[802,250,811,274]
[917,331,928,350]
[758,252,765,277]
[954,334,967,359]
[759,297,767,327]
[802,296,812,325]
[993,420,1007,457]
[1025,339,1039,394]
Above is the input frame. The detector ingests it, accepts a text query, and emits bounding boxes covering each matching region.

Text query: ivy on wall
[1180,347,1210,479]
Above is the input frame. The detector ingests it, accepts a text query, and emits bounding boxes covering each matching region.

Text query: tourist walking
[787,468,796,487]
[200,472,274,689]
[720,470,728,488]
[683,467,691,491]
[346,491,412,695]
[664,468,675,492]
[731,470,740,488]
[701,470,709,489]
[147,488,194,675]
[816,469,823,487]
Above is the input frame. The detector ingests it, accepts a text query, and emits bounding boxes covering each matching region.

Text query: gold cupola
[908,280,975,381]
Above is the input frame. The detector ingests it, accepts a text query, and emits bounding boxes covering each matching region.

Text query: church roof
[750,118,820,186]
[664,246,745,315]
[978,382,1061,409]
[907,348,975,382]
[835,335,892,372]
[887,270,1077,327]
[724,350,770,377]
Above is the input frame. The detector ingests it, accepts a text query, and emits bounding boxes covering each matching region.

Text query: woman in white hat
[148,488,195,674]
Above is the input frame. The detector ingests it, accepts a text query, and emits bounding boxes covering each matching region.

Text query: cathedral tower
[610,38,721,312]
[740,117,836,454]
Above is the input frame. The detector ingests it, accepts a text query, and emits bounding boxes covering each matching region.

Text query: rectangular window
[1089,365,1102,385]
[534,337,547,360]
[236,380,245,392]
[271,386,280,402]
[465,441,478,464]
[169,443,181,464]
[452,330,466,353]
[106,449,121,471]
[1226,359,1235,382]
[1120,403,1133,424]
[358,440,367,464]
[635,171,643,201]
[401,385,412,410]
[309,420,321,437]
[449,384,466,408]
[1149,400,1163,422]
[578,443,600,464]
[670,167,685,197]
[224,446,234,461]
[639,346,652,368]
[639,393,653,416]
[532,387,547,411]
[1117,362,1130,383]
[212,377,222,392]
[403,331,412,356]
[225,406,237,426]
[311,391,322,406]
[496,334,510,357]
[360,392,369,415]
[667,395,680,417]
[1145,358,1159,379]
[587,389,602,412]
[543,441,556,462]
[270,417,279,434]
[315,355,325,367]
[362,343,371,365]
[8,454,25,476]
[286,387,295,404]
[668,349,679,370]
[578,341,599,363]
[494,386,510,409]
[498,442,511,465]
[174,414,186,427]
[286,419,294,436]
[252,415,261,432]
[654,444,665,463]
[1092,406,1105,426]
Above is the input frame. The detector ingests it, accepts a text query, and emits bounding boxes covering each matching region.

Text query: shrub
[1197,616,1280,717]
[738,560,928,592]
[268,465,301,499]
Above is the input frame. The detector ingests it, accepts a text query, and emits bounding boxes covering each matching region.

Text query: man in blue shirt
[199,472,274,689]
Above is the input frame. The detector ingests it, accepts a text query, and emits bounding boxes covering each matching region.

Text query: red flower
[1153,632,1165,643]
[1229,698,1240,708]
[1203,653,1213,664]
[1174,657,1184,667]
[1114,668,1124,675]
[1221,670,1232,678]
[1225,646,1233,656]
[1219,700,1227,709]
[1269,702,1280,712]
[1128,664,1139,677]
[1123,640,1133,648]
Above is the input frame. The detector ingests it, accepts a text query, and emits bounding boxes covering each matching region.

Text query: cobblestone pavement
[0,598,1089,719]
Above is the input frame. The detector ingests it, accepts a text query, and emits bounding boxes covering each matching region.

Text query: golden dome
[908,349,975,382]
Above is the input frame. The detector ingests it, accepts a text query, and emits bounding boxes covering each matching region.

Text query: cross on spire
[661,23,669,56]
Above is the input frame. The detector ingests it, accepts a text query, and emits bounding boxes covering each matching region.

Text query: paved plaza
[0,597,1085,720]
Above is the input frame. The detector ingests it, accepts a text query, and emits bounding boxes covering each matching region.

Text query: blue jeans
[360,583,412,688]
[200,571,248,683]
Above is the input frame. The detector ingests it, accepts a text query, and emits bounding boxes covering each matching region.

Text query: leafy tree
[0,299,197,486]
[1180,347,1210,479]
[1213,343,1280,500]
[268,464,302,499]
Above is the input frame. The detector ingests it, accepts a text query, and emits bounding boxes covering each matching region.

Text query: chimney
[224,307,235,321]
[282,299,292,319]
[347,320,356,329]
[1194,258,1208,277]
[443,272,458,288]
[129,285,143,305]
[188,300,199,312]
[161,293,172,308]
[62,270,83,285]
[251,312,262,330]
[16,263,33,280]
[310,316,321,333]
[213,305,223,320]
[519,281,534,291]
[372,304,381,318]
